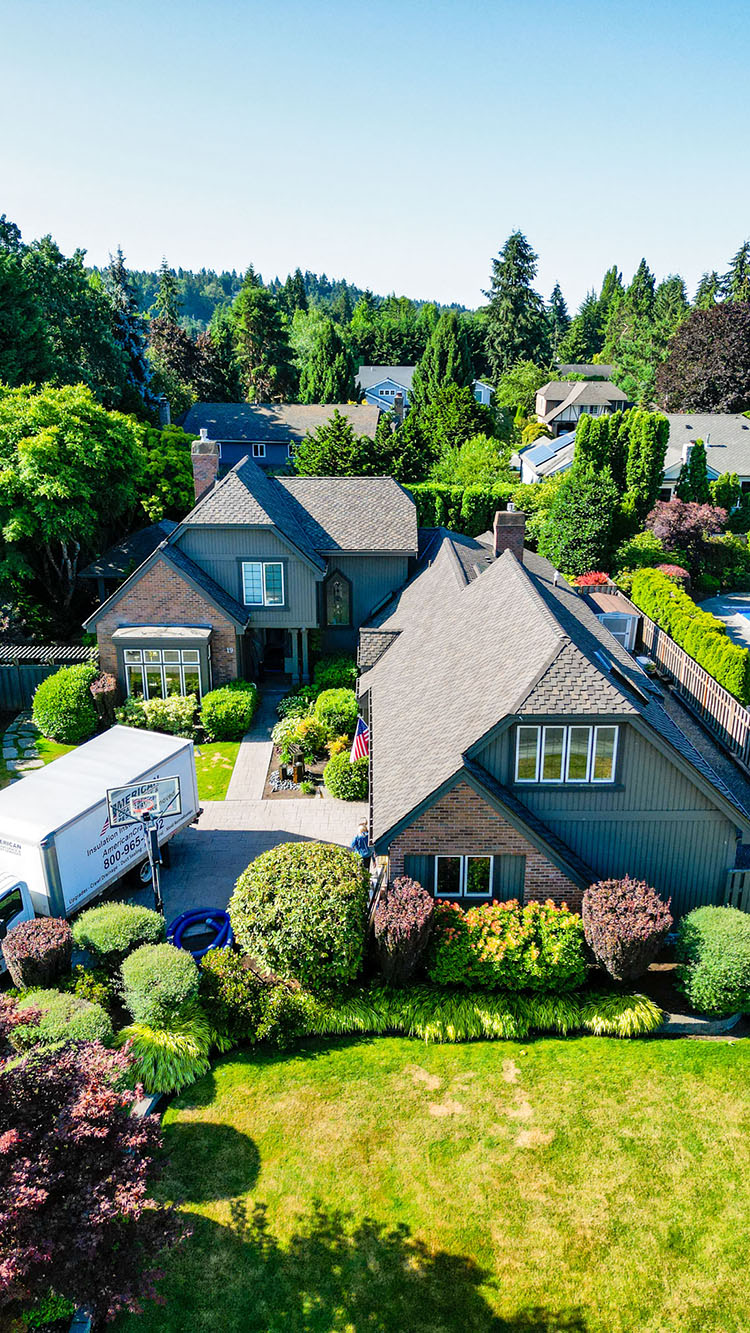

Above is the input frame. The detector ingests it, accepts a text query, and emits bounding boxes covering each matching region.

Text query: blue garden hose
[166,908,234,960]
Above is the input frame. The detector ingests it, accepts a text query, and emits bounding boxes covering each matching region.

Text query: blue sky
[3,0,750,310]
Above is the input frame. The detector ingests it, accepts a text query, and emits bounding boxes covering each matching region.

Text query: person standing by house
[350,820,372,872]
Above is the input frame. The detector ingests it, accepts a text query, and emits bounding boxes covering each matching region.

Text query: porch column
[301,628,310,683]
[290,630,300,684]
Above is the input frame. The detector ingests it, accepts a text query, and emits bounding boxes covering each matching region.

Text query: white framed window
[435,856,493,899]
[515,724,618,785]
[287,442,298,459]
[252,443,266,459]
[242,561,284,607]
[124,647,203,701]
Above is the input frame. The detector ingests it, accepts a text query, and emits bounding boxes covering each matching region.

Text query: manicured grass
[121,1036,750,1333]
[194,741,240,801]
[35,734,77,764]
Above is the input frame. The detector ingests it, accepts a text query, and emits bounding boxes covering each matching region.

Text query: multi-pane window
[124,648,202,701]
[242,561,284,607]
[515,724,618,784]
[435,855,493,899]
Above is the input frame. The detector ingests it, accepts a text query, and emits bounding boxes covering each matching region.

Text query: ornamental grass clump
[582,876,673,981]
[229,841,368,993]
[117,1000,213,1094]
[1,917,72,989]
[675,905,750,1016]
[426,899,587,993]
[374,877,435,986]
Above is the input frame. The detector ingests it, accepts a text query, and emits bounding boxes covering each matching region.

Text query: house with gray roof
[535,379,631,437]
[358,511,750,915]
[84,444,418,692]
[181,403,381,470]
[356,365,494,414]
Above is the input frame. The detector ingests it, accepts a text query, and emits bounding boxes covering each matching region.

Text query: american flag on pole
[350,716,370,762]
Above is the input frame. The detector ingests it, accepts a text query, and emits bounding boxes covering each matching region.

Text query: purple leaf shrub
[374,877,435,986]
[1,916,73,989]
[582,876,673,981]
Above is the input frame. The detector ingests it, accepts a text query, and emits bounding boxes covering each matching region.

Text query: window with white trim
[515,724,618,784]
[242,561,284,607]
[435,855,493,899]
[123,647,202,701]
[287,442,298,459]
[252,443,266,458]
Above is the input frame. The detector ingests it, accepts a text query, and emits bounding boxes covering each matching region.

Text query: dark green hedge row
[629,568,750,704]
[404,483,516,536]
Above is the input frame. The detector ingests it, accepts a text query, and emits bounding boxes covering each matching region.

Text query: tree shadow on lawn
[155,1122,261,1206]
[154,1200,590,1333]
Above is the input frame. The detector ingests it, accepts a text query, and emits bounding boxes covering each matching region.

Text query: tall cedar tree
[538,464,620,576]
[656,303,750,413]
[674,438,711,503]
[103,247,155,415]
[280,267,308,315]
[151,258,181,322]
[233,266,296,402]
[725,241,750,303]
[0,249,51,385]
[410,310,474,410]
[694,270,723,309]
[483,232,549,377]
[0,1001,182,1322]
[393,384,499,484]
[299,318,356,403]
[547,283,570,358]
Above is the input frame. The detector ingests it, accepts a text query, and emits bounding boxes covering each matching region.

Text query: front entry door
[263,628,287,675]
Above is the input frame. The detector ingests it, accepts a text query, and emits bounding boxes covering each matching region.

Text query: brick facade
[386,780,582,911]
[96,555,239,688]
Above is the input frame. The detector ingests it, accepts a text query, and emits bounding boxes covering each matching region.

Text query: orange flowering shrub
[426,899,586,992]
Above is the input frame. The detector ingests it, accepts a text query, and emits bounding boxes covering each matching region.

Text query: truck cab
[0,872,34,971]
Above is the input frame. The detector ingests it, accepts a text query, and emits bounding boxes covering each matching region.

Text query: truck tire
[137,858,153,885]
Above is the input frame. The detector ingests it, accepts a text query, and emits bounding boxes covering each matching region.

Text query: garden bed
[261,746,325,799]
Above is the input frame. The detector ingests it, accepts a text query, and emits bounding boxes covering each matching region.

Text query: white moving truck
[0,726,199,964]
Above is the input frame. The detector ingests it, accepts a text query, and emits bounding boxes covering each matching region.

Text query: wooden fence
[614,592,750,768]
[725,868,750,912]
[0,645,98,712]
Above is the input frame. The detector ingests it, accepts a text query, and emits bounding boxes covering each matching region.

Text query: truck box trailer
[0,727,199,964]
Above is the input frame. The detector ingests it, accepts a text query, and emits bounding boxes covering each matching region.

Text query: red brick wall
[96,555,239,687]
[387,780,582,911]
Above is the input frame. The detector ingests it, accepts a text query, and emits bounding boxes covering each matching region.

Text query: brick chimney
[191,430,219,503]
[493,505,526,562]
[393,392,405,424]
[158,394,171,427]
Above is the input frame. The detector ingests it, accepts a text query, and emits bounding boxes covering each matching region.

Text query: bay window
[124,647,202,700]
[515,724,618,784]
[242,561,284,607]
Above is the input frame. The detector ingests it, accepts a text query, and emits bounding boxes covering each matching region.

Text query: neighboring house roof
[542,380,630,424]
[662,413,750,480]
[83,542,250,631]
[356,366,416,393]
[362,536,750,845]
[79,521,178,580]
[279,476,418,554]
[181,403,380,443]
[557,364,615,378]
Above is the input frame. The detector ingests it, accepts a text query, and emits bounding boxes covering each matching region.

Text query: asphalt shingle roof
[355,366,416,392]
[663,413,750,478]
[181,402,381,443]
[279,477,418,553]
[79,521,177,580]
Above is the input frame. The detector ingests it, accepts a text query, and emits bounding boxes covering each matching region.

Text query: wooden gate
[0,645,99,712]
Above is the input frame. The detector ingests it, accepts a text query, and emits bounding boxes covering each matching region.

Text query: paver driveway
[127,688,368,920]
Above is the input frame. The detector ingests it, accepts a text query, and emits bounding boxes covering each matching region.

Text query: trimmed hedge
[72,901,165,969]
[629,568,750,703]
[427,899,587,993]
[11,988,113,1051]
[314,687,358,738]
[32,662,99,744]
[229,841,369,992]
[582,877,673,981]
[312,655,357,691]
[405,482,516,537]
[675,906,750,1017]
[201,680,258,741]
[323,752,369,800]
[1,917,72,989]
[120,942,200,1025]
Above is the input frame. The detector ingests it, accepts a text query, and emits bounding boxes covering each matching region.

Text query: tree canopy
[656,303,750,413]
[483,231,549,377]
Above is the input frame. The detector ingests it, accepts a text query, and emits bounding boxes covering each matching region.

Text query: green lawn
[35,734,76,764]
[121,1036,750,1333]
[194,741,240,801]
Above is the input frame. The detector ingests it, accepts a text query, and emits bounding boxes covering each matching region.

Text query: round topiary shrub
[10,989,113,1051]
[323,752,368,800]
[582,876,673,981]
[675,905,750,1017]
[1,917,73,989]
[201,681,258,741]
[374,877,435,986]
[120,942,200,1025]
[32,662,99,743]
[229,841,368,992]
[72,901,165,970]
[314,688,358,738]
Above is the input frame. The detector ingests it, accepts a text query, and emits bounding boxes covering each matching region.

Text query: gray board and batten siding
[475,718,739,916]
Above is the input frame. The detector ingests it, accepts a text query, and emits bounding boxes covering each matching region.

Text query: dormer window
[515,724,618,784]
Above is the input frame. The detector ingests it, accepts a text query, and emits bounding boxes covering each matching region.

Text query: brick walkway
[225,687,284,800]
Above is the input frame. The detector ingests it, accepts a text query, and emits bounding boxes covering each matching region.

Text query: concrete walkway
[225,687,284,800]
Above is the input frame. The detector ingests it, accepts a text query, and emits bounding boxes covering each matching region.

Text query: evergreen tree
[280,267,308,315]
[206,304,242,400]
[547,283,570,359]
[298,318,356,403]
[675,438,711,503]
[103,247,155,415]
[623,409,670,521]
[694,271,723,309]
[483,231,549,377]
[232,266,296,402]
[557,290,601,364]
[151,258,181,322]
[410,310,474,411]
[725,241,750,303]
[293,408,397,476]
[538,464,620,576]
[0,249,51,385]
